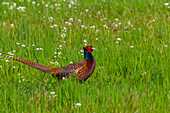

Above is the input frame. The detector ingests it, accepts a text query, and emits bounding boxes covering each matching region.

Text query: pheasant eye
[86,46,92,50]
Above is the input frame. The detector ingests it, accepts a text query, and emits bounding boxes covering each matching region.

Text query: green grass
[0,0,169,112]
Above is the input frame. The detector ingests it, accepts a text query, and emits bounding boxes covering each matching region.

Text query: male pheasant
[1,46,95,81]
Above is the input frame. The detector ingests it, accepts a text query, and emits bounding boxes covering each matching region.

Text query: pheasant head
[83,46,95,60]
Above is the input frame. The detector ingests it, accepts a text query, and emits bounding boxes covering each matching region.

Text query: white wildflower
[50,26,54,28]
[13,3,16,7]
[70,62,73,64]
[10,24,14,28]
[70,18,73,22]
[115,24,118,27]
[10,53,14,56]
[127,21,131,25]
[21,45,25,47]
[58,52,62,55]
[54,24,57,27]
[49,17,53,22]
[69,4,71,8]
[103,25,108,28]
[17,6,26,12]
[50,62,55,64]
[115,18,118,21]
[56,7,61,10]
[81,25,85,28]
[117,38,121,40]
[61,33,66,37]
[164,3,169,6]
[9,5,14,9]
[50,92,55,95]
[83,39,87,43]
[2,2,6,5]
[5,60,9,62]
[78,19,81,22]
[55,61,59,65]
[53,95,57,97]
[75,103,81,107]
[90,25,95,28]
[50,5,54,8]
[130,46,134,48]
[59,45,62,48]
[62,77,66,80]
[36,48,40,50]
[32,1,36,4]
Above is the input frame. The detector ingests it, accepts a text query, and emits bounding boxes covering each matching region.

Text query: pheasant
[1,46,95,81]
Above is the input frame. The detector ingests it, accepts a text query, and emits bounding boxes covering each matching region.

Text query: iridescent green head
[83,46,95,60]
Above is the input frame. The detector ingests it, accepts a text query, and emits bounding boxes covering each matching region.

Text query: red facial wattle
[87,49,92,53]
[86,46,92,53]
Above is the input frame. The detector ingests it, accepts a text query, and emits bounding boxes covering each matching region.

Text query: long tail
[0,53,52,73]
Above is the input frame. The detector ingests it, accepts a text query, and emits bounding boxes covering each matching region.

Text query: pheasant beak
[92,47,96,50]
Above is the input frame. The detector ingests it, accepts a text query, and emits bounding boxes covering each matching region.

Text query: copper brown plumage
[1,46,95,81]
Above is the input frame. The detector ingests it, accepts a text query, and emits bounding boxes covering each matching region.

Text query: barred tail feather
[4,56,52,73]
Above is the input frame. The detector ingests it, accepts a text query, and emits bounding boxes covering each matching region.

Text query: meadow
[0,0,169,112]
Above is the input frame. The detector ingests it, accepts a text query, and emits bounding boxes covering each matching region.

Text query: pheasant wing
[76,59,95,81]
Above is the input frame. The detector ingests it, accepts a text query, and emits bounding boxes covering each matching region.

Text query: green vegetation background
[0,0,169,112]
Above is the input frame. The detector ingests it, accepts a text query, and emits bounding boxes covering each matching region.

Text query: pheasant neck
[84,50,94,60]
